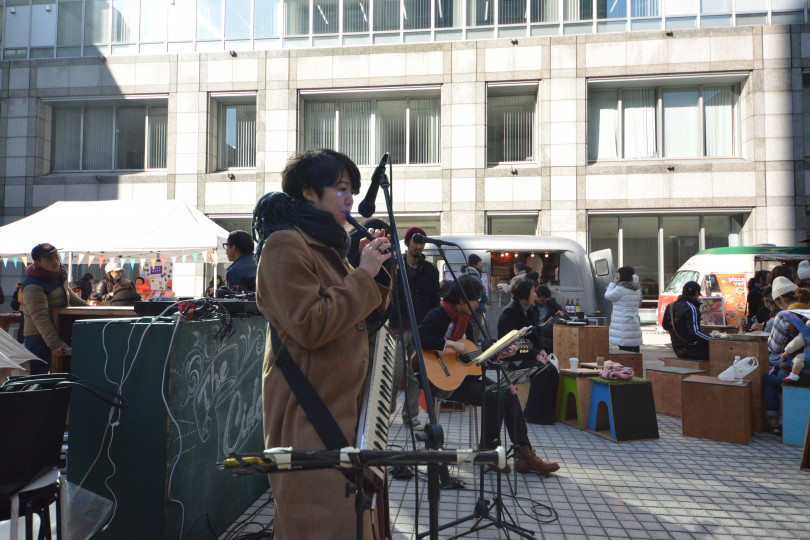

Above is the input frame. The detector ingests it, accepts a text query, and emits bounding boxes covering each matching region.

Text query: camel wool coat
[257,227,390,539]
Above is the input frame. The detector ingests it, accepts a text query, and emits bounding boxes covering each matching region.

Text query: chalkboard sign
[67,316,268,539]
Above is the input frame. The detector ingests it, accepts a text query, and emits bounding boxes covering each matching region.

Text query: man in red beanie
[387,226,440,431]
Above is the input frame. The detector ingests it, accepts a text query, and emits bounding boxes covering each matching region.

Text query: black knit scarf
[252,192,351,261]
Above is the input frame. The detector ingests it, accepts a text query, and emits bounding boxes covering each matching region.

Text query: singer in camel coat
[257,227,391,539]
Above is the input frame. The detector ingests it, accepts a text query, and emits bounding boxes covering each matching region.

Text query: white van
[656,246,810,327]
[420,236,615,331]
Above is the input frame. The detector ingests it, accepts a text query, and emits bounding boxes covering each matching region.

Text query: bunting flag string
[98,256,105,268]
[130,258,136,269]
[59,252,65,263]
[12,257,18,267]
[192,253,198,263]
[22,257,27,266]
[171,256,177,265]
[2,258,7,267]
[77,253,85,265]
[181,255,187,263]
[140,258,146,268]
[88,255,95,266]
[150,258,157,267]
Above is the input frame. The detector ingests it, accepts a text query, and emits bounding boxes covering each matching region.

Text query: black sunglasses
[222,243,230,249]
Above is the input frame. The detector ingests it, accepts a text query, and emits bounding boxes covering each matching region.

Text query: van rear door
[589,249,614,319]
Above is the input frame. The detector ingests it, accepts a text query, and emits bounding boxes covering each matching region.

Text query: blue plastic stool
[588,377,658,442]
[782,384,810,447]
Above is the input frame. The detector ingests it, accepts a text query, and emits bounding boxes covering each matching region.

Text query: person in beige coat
[22,243,86,374]
[254,149,392,539]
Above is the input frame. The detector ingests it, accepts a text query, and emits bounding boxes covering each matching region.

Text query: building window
[588,83,739,162]
[487,213,538,235]
[302,94,440,166]
[51,100,167,172]
[587,212,744,311]
[803,73,810,156]
[212,96,257,170]
[487,85,537,164]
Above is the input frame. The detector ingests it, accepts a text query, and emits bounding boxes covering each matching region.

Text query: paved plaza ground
[222,328,810,539]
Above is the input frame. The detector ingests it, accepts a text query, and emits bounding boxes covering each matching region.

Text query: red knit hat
[404,226,426,245]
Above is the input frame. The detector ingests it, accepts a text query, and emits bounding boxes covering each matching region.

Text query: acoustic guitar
[418,339,531,392]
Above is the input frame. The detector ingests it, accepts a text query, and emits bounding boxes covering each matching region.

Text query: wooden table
[646,366,706,418]
[0,312,21,333]
[553,325,609,370]
[709,337,769,431]
[701,324,740,335]
[51,307,137,372]
[682,375,752,445]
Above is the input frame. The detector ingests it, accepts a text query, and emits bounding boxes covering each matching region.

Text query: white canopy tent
[0,200,230,259]
[0,200,231,295]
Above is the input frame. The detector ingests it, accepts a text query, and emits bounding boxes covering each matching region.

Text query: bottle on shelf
[575,298,581,314]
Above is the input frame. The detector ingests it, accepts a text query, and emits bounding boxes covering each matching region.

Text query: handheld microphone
[410,233,457,247]
[358,153,389,218]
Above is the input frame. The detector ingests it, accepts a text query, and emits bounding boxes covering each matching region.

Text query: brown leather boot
[516,446,560,474]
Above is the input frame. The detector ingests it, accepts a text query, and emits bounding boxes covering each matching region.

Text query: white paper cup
[569,358,579,370]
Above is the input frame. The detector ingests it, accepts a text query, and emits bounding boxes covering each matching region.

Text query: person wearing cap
[763,276,810,434]
[89,261,125,304]
[386,225,441,428]
[661,280,711,359]
[22,243,86,374]
[224,230,257,293]
[796,260,810,288]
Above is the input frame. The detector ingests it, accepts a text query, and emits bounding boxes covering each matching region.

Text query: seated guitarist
[497,279,560,425]
[418,275,560,475]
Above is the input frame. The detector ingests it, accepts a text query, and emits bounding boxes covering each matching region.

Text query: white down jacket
[605,277,643,347]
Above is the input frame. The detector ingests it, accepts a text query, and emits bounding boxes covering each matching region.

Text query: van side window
[593,259,610,276]
[702,274,721,296]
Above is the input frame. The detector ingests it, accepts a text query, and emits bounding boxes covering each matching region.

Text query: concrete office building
[0,1,809,304]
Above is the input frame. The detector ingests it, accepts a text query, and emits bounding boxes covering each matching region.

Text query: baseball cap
[31,243,59,260]
[682,281,701,297]
[105,261,123,273]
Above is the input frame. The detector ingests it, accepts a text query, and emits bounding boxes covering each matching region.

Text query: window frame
[486,82,539,166]
[210,92,258,172]
[587,76,742,163]
[48,96,169,173]
[299,87,441,166]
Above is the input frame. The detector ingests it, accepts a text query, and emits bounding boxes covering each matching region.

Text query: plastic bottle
[733,355,743,384]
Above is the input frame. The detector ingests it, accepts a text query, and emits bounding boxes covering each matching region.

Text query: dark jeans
[763,367,810,416]
[450,375,530,449]
[15,314,24,343]
[24,336,51,375]
[511,360,559,423]
[619,345,640,353]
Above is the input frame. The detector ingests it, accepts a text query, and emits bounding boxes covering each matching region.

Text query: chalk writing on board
[180,321,265,457]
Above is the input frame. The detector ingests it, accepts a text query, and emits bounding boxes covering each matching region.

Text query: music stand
[417,328,537,540]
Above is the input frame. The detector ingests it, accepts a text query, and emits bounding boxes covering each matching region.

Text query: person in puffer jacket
[605,265,643,353]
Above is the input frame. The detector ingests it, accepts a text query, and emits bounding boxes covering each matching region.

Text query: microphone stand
[377,158,444,540]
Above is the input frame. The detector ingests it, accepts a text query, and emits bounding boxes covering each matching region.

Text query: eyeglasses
[222,243,230,249]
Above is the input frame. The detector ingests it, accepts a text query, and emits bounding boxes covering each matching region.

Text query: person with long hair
[605,265,643,353]
[253,149,392,539]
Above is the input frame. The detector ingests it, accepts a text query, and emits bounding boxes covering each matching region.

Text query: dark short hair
[536,285,551,298]
[281,148,361,202]
[771,265,793,282]
[81,273,94,281]
[228,230,254,255]
[468,254,482,266]
[512,278,534,301]
[525,271,539,283]
[443,275,484,305]
[514,262,525,272]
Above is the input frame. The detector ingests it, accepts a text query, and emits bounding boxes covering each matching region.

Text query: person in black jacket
[662,280,711,359]
[418,275,560,477]
[531,285,569,352]
[498,279,560,424]
[387,226,441,427]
